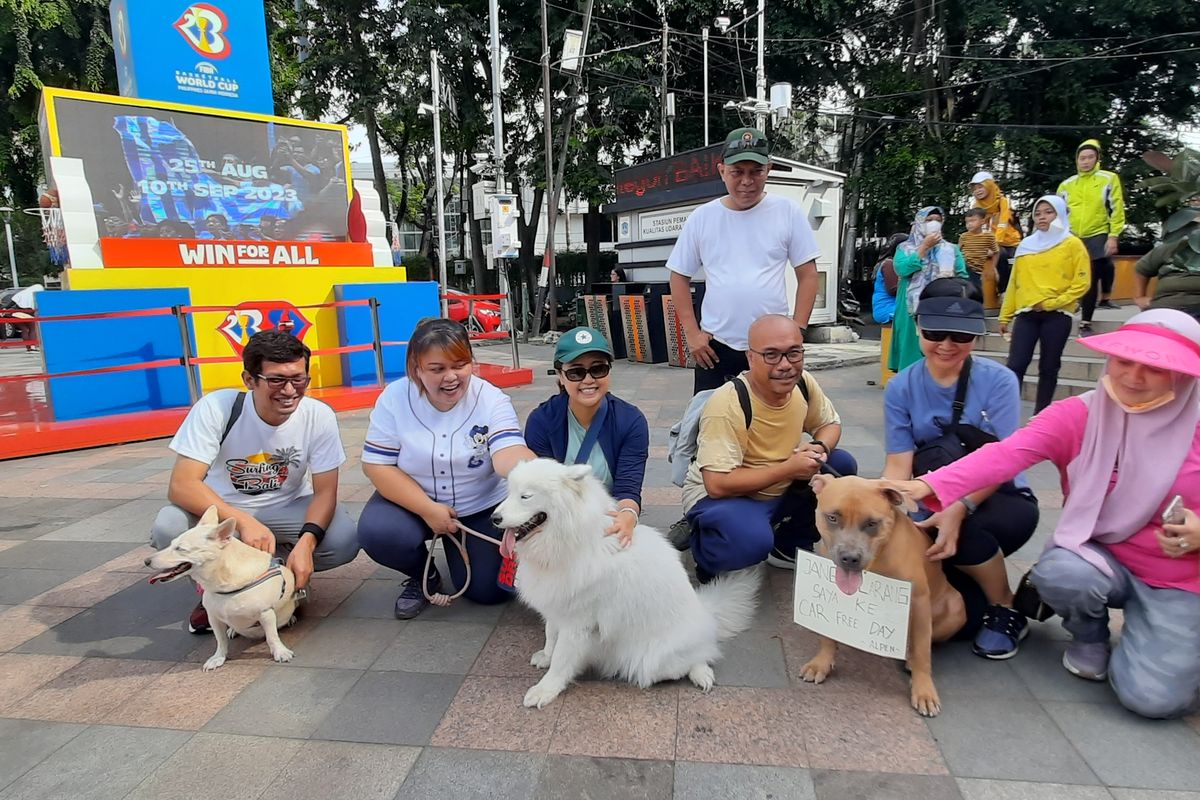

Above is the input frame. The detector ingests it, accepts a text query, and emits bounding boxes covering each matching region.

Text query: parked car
[445,288,504,333]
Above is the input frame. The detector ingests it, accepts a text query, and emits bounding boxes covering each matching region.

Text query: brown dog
[798,475,966,716]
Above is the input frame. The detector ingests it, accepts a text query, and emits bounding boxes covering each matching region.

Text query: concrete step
[979,332,1099,360]
[983,315,1122,335]
[976,349,1106,382]
[1019,375,1094,402]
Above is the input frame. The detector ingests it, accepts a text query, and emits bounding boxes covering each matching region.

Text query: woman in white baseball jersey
[359,318,534,619]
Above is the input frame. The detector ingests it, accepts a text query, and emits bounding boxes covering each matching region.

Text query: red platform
[0,363,533,460]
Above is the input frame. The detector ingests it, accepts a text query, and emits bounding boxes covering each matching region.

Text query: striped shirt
[958,231,998,274]
[362,376,525,515]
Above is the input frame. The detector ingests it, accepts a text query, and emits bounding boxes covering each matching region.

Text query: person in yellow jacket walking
[969,171,1023,293]
[1000,196,1091,412]
[1058,139,1126,332]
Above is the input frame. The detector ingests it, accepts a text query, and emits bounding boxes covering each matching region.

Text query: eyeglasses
[561,363,612,382]
[921,330,976,344]
[725,137,769,152]
[255,374,311,389]
[749,348,804,365]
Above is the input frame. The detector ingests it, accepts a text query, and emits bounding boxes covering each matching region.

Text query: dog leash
[421,522,506,606]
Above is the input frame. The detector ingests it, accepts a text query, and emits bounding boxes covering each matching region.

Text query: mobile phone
[1163,495,1186,526]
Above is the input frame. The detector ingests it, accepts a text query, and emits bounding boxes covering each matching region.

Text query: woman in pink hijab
[889,309,1200,718]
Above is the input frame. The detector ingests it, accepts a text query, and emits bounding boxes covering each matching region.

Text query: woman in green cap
[524,326,650,545]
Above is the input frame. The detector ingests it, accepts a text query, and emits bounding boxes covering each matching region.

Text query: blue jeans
[687,449,858,575]
[357,492,513,605]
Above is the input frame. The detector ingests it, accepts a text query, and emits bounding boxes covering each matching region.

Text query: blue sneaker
[395,571,441,620]
[972,605,1029,660]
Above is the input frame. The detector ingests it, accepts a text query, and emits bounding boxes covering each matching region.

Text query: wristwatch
[959,497,979,516]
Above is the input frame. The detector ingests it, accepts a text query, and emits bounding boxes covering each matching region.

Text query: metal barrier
[441,291,521,369]
[0,294,525,404]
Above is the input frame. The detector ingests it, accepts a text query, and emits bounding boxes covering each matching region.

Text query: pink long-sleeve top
[922,396,1200,593]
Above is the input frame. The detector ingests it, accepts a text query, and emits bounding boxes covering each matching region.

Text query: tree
[0,0,116,207]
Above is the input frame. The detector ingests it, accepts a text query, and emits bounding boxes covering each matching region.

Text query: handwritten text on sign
[792,550,912,660]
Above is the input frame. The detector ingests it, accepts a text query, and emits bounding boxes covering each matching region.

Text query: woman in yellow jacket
[969,171,1023,292]
[1000,195,1091,413]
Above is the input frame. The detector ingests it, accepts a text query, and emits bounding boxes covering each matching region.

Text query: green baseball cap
[555,327,613,364]
[722,127,770,164]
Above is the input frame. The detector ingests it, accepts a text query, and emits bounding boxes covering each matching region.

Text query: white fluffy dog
[492,458,760,709]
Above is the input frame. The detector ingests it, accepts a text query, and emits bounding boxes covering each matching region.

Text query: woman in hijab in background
[889,309,1200,719]
[888,207,969,372]
[969,172,1023,294]
[1000,195,1090,413]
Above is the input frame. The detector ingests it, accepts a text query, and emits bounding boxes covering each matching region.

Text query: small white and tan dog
[146,506,298,671]
[492,459,760,709]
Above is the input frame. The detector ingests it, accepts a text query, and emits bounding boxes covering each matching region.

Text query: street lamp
[0,207,17,289]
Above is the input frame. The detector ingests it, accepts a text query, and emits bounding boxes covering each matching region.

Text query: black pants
[693,338,750,394]
[1079,234,1114,322]
[1007,310,1072,413]
[938,489,1040,639]
[996,245,1017,294]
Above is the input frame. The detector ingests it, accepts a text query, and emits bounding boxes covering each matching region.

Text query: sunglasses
[749,347,805,365]
[921,330,976,344]
[561,363,612,382]
[256,374,311,389]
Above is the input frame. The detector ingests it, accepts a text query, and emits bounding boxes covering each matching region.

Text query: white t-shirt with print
[361,376,526,516]
[170,389,346,510]
[667,193,821,351]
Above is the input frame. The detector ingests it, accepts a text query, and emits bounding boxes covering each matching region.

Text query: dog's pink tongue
[835,567,863,596]
[500,528,517,561]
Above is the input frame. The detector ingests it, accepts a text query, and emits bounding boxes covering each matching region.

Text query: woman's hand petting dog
[1160,507,1200,558]
[605,509,637,548]
[879,479,934,504]
[917,503,965,561]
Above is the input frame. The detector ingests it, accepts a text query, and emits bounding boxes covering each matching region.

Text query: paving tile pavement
[0,356,1196,797]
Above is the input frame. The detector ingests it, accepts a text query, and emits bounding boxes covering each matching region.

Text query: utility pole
[488,0,512,330]
[660,15,669,158]
[755,0,767,130]
[702,27,710,145]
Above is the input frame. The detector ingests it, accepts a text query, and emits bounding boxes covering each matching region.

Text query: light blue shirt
[883,356,1029,490]
[565,410,613,490]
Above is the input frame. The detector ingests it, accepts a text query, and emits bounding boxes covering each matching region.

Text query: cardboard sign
[792,550,912,660]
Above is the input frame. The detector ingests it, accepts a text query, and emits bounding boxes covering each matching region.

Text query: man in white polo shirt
[668,127,822,393]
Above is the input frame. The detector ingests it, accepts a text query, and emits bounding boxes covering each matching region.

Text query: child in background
[959,208,999,297]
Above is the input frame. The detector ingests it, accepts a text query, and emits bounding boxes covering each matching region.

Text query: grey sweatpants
[1032,545,1200,719]
[150,499,360,571]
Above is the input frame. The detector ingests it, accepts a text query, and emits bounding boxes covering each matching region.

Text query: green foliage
[1137,148,1200,276]
[401,253,434,282]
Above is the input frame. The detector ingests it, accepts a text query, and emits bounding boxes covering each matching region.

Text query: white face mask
[924,220,942,235]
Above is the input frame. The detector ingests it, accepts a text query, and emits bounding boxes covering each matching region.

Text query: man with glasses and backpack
[150,329,359,634]
[676,315,856,581]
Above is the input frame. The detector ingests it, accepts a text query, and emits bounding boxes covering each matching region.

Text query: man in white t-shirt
[151,331,358,634]
[668,127,822,394]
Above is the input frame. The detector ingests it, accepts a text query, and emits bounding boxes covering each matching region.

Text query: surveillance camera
[714,15,731,31]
